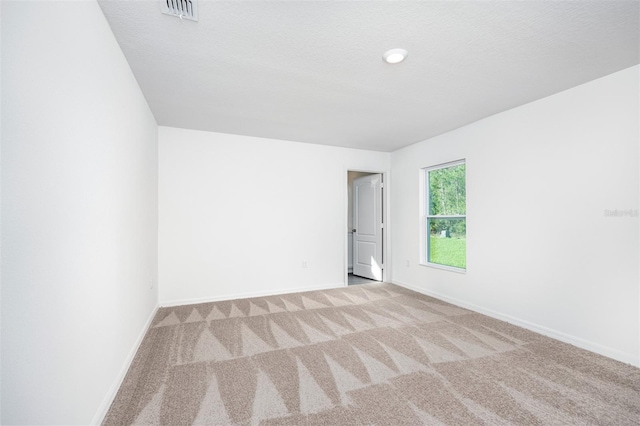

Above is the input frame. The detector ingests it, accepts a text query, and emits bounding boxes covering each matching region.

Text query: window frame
[420,159,467,273]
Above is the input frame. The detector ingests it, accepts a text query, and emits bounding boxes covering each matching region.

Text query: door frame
[344,168,390,287]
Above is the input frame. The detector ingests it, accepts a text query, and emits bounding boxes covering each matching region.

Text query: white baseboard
[160,282,346,307]
[91,303,159,425]
[392,280,639,367]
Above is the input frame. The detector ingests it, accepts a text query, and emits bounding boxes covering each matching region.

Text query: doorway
[347,171,384,286]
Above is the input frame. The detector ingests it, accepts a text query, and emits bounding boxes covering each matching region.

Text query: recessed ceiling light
[383,48,408,64]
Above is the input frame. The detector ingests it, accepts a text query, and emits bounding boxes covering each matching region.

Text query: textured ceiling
[98,1,639,152]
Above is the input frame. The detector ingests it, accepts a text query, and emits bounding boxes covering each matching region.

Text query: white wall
[1,1,158,424]
[391,66,640,366]
[0,2,3,420]
[159,127,389,304]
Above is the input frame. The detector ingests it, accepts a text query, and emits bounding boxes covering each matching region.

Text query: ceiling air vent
[161,0,198,21]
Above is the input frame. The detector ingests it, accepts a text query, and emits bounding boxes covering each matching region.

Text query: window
[422,160,466,271]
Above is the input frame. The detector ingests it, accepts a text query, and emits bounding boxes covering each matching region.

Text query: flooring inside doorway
[348,273,379,286]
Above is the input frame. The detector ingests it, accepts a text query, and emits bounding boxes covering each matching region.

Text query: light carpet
[104,283,640,425]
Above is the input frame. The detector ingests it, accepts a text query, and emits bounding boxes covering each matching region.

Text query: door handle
[352,229,356,232]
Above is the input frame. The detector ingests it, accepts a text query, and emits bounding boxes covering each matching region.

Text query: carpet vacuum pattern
[104,283,640,425]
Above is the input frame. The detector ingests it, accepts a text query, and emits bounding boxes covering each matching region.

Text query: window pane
[427,218,466,269]
[428,164,466,215]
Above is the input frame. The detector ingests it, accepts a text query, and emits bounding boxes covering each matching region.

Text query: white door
[353,174,383,281]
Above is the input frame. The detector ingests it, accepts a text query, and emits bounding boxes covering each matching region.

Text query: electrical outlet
[149,277,154,290]
[302,261,308,268]
[406,260,410,267]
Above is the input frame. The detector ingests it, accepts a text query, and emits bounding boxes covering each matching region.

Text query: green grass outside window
[429,236,466,269]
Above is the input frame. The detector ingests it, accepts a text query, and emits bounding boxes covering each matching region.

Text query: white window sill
[420,262,466,274]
